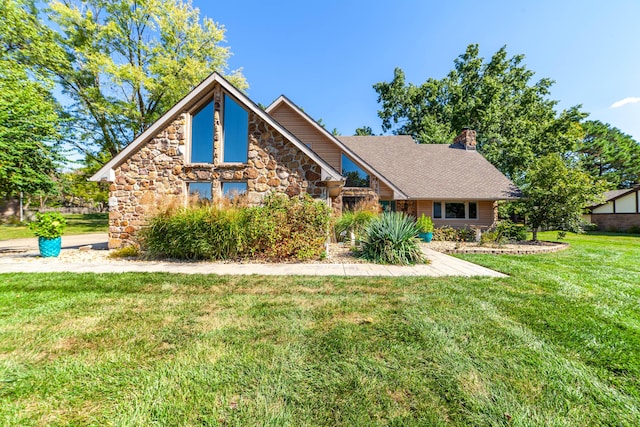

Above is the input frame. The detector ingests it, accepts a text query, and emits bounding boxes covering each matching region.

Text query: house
[91,73,519,248]
[586,187,640,231]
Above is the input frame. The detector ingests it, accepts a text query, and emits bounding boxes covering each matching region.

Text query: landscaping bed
[426,240,569,254]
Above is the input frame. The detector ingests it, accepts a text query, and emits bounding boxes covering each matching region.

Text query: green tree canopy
[577,120,640,189]
[0,63,60,197]
[373,44,586,180]
[0,0,61,197]
[520,154,605,241]
[13,0,246,161]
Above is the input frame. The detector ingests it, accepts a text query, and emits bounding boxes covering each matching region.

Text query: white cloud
[610,97,640,108]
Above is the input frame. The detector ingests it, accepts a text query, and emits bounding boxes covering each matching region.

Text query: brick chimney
[453,128,476,150]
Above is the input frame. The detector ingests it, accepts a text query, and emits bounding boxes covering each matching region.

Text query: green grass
[0,232,638,425]
[0,213,108,240]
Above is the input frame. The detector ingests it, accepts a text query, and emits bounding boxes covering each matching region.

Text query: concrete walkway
[0,233,507,277]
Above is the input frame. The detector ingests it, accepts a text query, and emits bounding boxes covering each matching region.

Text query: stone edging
[437,242,569,255]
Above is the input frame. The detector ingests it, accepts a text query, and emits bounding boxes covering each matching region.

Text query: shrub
[416,214,434,233]
[627,225,640,235]
[496,219,527,241]
[334,210,378,243]
[432,225,476,242]
[140,206,244,260]
[479,230,506,246]
[29,212,66,239]
[108,245,139,259]
[359,212,426,265]
[244,193,331,260]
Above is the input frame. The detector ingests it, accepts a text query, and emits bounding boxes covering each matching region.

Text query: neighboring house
[586,187,640,231]
[91,72,519,248]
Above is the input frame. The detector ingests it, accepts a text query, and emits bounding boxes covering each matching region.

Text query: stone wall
[108,84,325,248]
[591,213,640,232]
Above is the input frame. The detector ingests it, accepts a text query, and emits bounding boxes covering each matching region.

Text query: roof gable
[90,73,342,182]
[337,136,521,200]
[266,96,407,199]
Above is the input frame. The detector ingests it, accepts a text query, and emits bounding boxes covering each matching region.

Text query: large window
[433,201,478,219]
[223,94,249,163]
[342,154,369,187]
[190,100,214,163]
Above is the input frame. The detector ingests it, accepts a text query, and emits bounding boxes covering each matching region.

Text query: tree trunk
[532,227,538,241]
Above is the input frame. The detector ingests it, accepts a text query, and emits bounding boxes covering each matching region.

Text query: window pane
[380,200,397,212]
[222,182,247,198]
[223,94,249,163]
[188,182,212,202]
[469,202,478,219]
[342,154,369,187]
[433,202,442,218]
[191,100,214,163]
[445,202,466,219]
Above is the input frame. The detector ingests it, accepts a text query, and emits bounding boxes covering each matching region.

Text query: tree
[0,0,61,198]
[520,154,604,241]
[577,120,640,188]
[373,44,586,180]
[0,64,60,197]
[354,126,374,136]
[15,0,246,161]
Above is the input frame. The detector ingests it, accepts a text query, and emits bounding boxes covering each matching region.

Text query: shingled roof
[337,136,520,200]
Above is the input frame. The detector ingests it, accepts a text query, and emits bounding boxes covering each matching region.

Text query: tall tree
[15,0,246,160]
[0,0,61,197]
[520,154,604,241]
[373,44,586,180]
[577,120,640,188]
[0,63,61,197]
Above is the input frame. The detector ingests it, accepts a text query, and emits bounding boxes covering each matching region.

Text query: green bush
[140,207,244,260]
[359,212,426,265]
[496,219,527,241]
[415,214,434,233]
[244,193,331,260]
[29,212,67,239]
[139,193,331,261]
[432,225,476,242]
[334,210,378,243]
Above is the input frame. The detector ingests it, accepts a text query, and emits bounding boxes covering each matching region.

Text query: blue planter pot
[38,236,62,257]
[419,232,433,243]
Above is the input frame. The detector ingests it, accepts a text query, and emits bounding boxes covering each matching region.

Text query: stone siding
[108,84,324,249]
[591,213,640,232]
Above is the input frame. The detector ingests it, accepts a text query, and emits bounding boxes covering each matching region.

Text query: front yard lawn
[0,213,108,240]
[0,232,638,425]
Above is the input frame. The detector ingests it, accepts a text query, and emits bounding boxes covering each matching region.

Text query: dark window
[380,200,396,212]
[341,154,369,187]
[445,202,466,219]
[469,202,478,219]
[188,182,212,202]
[433,202,442,218]
[190,100,214,163]
[223,94,249,163]
[222,181,247,198]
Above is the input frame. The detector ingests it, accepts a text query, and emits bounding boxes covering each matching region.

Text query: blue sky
[196,0,640,141]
